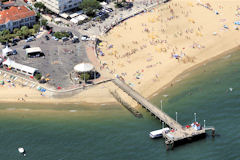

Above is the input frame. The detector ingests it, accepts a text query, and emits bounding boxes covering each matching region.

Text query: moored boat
[149,127,170,139]
[18,147,26,156]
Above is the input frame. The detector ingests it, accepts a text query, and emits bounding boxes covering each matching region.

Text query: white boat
[149,127,170,139]
[18,147,26,156]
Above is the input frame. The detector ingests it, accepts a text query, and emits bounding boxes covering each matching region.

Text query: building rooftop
[0,6,35,24]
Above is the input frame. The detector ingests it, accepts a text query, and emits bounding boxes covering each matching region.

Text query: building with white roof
[40,0,82,14]
[2,58,39,76]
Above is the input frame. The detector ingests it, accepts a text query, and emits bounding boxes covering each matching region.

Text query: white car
[52,36,59,41]
[81,35,90,41]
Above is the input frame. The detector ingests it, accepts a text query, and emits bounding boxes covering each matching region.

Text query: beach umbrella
[223,25,229,29]
[234,21,240,25]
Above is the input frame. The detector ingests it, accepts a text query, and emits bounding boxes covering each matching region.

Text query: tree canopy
[41,19,48,26]
[0,24,39,43]
[80,73,90,82]
[79,0,102,17]
[34,2,46,10]
[53,31,70,39]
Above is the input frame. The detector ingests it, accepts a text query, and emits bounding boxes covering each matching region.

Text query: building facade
[40,0,82,14]
[0,6,36,31]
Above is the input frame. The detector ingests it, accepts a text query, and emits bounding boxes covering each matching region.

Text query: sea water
[0,50,240,160]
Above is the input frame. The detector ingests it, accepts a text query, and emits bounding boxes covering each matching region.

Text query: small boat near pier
[149,128,170,139]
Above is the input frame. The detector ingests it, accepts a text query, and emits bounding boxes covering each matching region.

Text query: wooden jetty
[112,78,215,149]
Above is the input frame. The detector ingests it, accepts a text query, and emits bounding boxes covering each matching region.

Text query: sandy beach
[97,0,240,102]
[1,0,240,105]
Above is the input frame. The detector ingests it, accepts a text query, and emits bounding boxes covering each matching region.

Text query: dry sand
[0,83,116,104]
[98,0,240,100]
[1,0,240,105]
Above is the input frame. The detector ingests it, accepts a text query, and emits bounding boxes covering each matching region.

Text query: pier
[112,78,215,148]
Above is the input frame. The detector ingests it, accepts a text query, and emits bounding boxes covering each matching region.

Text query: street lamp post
[160,100,162,111]
[162,121,164,129]
[176,112,178,122]
[194,113,197,122]
[204,120,206,128]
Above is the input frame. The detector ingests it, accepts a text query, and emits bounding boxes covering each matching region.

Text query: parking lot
[3,31,89,88]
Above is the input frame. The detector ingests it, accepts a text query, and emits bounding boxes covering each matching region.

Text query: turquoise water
[0,51,240,159]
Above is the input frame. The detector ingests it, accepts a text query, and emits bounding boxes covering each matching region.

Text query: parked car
[12,50,17,55]
[1,42,7,46]
[67,31,73,38]
[12,42,17,46]
[48,29,52,34]
[106,8,113,12]
[72,36,79,43]
[26,36,35,42]
[23,44,30,49]
[45,35,50,40]
[62,37,69,42]
[45,25,52,30]
[81,35,90,41]
[13,38,20,42]
[96,11,105,16]
[52,36,59,41]
[4,43,10,47]
[51,31,55,36]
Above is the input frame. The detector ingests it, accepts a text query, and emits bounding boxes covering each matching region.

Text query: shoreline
[147,45,240,100]
[0,45,238,106]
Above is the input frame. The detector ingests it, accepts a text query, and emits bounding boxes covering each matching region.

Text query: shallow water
[0,50,240,160]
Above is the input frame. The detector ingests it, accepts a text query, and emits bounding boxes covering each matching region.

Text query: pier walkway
[112,78,213,147]
[112,78,182,130]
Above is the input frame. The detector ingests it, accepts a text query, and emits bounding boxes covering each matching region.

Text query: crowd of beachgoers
[97,0,240,99]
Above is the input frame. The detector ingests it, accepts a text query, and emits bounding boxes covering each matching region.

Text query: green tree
[34,2,46,10]
[79,0,102,17]
[41,19,48,26]
[16,30,22,37]
[20,26,29,37]
[0,36,6,43]
[36,12,41,20]
[2,29,10,35]
[5,33,15,42]
[29,28,35,35]
[53,31,70,39]
[13,28,20,34]
[34,73,42,80]
[80,73,90,82]
[33,24,40,32]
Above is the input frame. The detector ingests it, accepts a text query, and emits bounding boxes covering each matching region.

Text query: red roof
[0,6,35,24]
